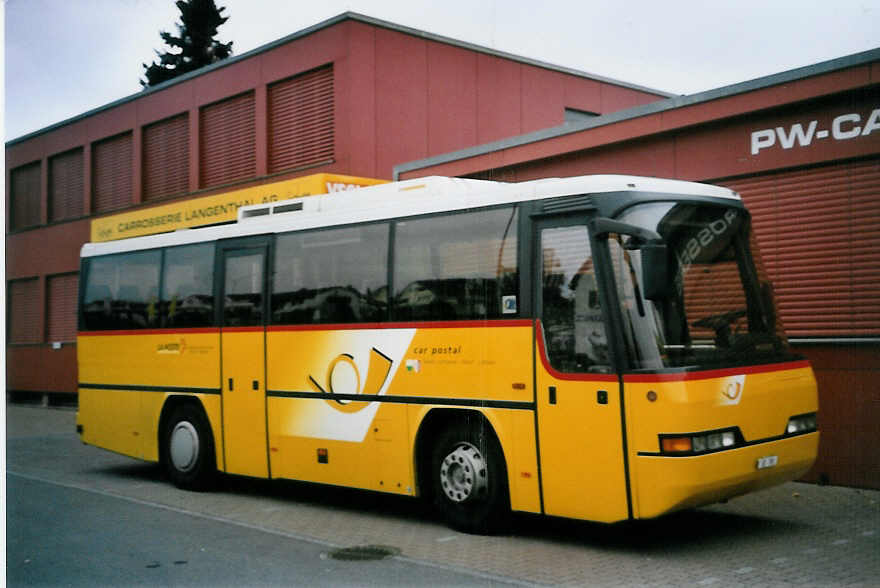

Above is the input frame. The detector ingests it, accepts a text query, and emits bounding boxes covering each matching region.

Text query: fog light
[786,413,818,435]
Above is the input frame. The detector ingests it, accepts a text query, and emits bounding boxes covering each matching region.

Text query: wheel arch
[413,408,509,502]
[157,395,212,466]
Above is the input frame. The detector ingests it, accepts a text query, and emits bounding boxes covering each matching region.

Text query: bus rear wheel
[431,421,509,534]
[162,403,216,491]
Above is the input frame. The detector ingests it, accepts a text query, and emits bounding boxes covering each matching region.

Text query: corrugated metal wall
[92,132,133,213]
[723,158,880,339]
[199,92,256,188]
[49,148,84,222]
[268,65,335,174]
[10,161,41,230]
[143,113,189,201]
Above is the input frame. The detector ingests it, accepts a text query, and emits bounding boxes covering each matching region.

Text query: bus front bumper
[633,432,819,519]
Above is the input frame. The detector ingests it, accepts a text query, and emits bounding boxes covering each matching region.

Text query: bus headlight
[660,428,741,455]
[785,413,817,435]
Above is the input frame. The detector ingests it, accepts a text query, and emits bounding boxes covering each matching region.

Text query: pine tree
[141,0,233,88]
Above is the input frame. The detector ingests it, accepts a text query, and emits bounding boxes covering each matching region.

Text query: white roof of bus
[81,175,738,257]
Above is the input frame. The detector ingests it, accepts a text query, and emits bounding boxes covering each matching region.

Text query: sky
[3,0,878,141]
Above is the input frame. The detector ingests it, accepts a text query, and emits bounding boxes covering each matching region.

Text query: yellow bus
[76,175,818,533]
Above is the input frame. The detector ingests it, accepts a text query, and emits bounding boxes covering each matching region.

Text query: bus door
[219,239,270,478]
[533,218,630,522]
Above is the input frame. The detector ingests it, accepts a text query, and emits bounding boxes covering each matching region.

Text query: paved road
[6,405,880,586]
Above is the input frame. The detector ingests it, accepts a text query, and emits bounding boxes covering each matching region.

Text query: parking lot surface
[6,405,879,586]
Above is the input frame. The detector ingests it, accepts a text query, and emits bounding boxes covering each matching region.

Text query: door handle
[252,380,259,391]
[549,386,557,405]
[228,378,234,391]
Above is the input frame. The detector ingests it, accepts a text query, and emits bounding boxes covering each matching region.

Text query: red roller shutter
[268,65,335,173]
[10,161,41,230]
[143,113,189,201]
[92,132,133,213]
[47,273,79,342]
[199,92,255,188]
[8,278,41,344]
[722,159,880,338]
[49,148,84,222]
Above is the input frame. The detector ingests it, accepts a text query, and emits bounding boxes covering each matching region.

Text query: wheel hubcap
[440,442,488,503]
[169,421,199,473]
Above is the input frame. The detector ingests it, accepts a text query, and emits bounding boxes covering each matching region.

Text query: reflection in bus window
[82,250,161,330]
[392,207,518,321]
[162,243,214,328]
[541,226,609,372]
[273,223,389,324]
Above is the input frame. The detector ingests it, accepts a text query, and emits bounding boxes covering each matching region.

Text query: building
[6,12,879,489]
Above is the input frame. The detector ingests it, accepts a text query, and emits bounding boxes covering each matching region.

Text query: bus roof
[81,175,739,258]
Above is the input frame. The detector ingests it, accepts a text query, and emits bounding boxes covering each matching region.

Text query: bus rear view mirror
[640,242,669,301]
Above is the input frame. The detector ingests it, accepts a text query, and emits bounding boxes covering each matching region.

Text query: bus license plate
[756,455,778,470]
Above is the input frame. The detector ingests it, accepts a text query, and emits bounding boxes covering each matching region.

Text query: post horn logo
[308,348,393,413]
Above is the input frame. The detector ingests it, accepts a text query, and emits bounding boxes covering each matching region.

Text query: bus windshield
[608,201,795,371]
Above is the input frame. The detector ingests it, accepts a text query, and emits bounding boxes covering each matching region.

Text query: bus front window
[608,202,793,371]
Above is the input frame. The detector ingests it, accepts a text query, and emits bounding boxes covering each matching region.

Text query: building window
[10,161,41,230]
[47,273,79,342]
[199,92,255,188]
[268,64,335,174]
[92,132,133,213]
[143,113,189,201]
[8,278,41,344]
[49,148,84,222]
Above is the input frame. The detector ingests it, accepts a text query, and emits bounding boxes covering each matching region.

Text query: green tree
[141,0,233,88]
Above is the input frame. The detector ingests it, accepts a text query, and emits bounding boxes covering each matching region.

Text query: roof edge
[6,11,673,148]
[393,47,880,179]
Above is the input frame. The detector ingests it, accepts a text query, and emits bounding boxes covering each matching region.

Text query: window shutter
[723,159,880,338]
[49,148,84,222]
[268,65,334,174]
[92,132,133,213]
[9,279,41,344]
[199,92,255,188]
[143,113,189,201]
[48,273,79,342]
[10,161,41,230]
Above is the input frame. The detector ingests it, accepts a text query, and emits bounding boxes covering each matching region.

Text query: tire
[431,419,509,534]
[162,403,216,491]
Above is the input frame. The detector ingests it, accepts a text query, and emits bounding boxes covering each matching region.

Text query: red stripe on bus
[622,360,812,383]
[78,327,220,337]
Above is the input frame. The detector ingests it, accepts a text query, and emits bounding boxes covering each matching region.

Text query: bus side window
[392,207,518,322]
[272,223,389,325]
[162,243,215,328]
[541,226,609,372]
[81,250,161,331]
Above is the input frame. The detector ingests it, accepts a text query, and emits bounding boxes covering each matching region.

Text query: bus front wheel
[162,403,216,491]
[431,421,509,534]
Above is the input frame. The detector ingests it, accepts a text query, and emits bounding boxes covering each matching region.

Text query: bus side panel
[265,324,536,500]
[624,362,819,519]
[77,331,221,462]
[78,387,145,459]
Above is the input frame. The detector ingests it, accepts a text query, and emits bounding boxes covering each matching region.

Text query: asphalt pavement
[5,404,880,586]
